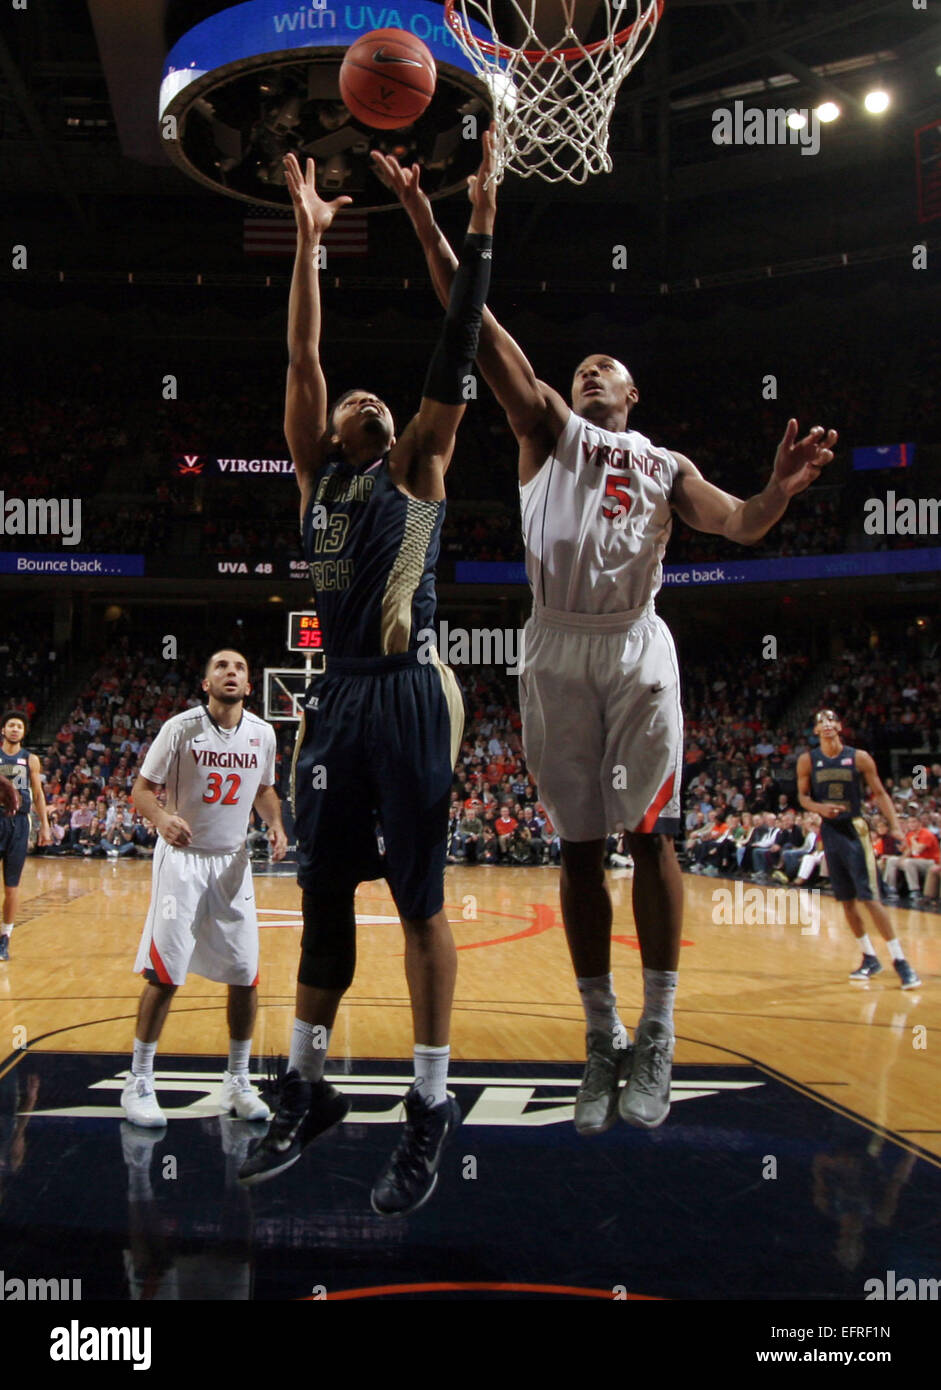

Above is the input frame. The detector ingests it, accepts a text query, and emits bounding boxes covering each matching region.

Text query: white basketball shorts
[134,839,259,987]
[519,602,683,843]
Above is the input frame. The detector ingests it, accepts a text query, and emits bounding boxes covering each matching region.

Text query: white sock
[132,1038,157,1078]
[858,935,875,956]
[640,968,678,1035]
[413,1043,450,1108]
[289,1018,331,1082]
[577,973,626,1044]
[1,924,12,938]
[886,938,904,962]
[227,1038,252,1075]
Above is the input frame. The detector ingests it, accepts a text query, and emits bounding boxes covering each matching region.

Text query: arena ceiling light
[815,102,841,123]
[157,0,498,212]
[786,112,807,131]
[863,89,890,114]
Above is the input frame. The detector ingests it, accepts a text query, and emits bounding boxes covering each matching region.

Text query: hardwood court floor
[1,858,938,1162]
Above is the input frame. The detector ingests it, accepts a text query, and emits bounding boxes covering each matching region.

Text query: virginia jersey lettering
[520,411,679,613]
[139,707,276,854]
[301,455,444,658]
[0,751,31,816]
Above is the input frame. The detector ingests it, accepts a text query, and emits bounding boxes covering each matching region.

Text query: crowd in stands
[31,636,295,856]
[0,635,63,736]
[14,618,937,908]
[3,328,938,566]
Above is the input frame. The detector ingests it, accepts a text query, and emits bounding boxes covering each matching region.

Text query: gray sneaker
[574,1029,633,1135]
[618,1020,674,1129]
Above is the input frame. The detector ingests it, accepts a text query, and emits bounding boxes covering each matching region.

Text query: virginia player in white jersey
[122,650,286,1128]
[385,159,837,1133]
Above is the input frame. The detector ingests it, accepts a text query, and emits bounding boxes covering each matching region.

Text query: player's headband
[814,709,839,726]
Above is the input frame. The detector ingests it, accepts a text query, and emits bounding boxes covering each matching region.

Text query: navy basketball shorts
[0,814,30,887]
[822,817,880,903]
[292,652,464,920]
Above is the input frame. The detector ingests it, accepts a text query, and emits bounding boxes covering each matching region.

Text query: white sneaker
[220,1071,271,1122]
[121,1072,166,1128]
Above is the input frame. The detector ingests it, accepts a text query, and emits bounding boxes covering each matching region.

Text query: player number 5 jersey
[521,411,678,615]
[139,707,276,854]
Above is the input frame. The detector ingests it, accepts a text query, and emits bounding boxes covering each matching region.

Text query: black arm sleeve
[422,232,493,405]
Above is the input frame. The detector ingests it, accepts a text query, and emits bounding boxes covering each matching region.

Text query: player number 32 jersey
[139,707,276,854]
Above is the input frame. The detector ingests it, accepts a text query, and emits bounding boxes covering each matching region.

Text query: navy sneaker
[849,954,882,980]
[0,934,8,961]
[371,1085,460,1218]
[238,1070,349,1186]
[893,959,922,990]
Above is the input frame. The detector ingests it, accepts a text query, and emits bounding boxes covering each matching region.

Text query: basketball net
[444,0,663,184]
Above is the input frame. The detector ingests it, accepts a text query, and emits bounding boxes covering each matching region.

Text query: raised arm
[372,142,567,456]
[670,420,837,545]
[388,132,497,500]
[282,154,353,516]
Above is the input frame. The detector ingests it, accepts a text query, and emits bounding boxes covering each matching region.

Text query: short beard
[361,414,392,448]
[215,691,242,706]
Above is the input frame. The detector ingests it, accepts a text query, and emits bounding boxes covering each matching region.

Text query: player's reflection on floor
[121,1116,259,1300]
[812,1134,918,1274]
[0,1068,39,1210]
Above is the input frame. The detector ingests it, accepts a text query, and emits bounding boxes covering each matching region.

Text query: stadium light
[786,112,807,130]
[864,89,890,114]
[815,102,841,122]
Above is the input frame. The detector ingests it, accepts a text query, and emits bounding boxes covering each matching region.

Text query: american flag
[243,206,368,257]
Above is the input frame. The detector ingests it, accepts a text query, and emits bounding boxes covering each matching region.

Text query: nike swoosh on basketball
[372,47,424,66]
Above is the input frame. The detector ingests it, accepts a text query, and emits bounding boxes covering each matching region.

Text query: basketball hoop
[444,0,663,184]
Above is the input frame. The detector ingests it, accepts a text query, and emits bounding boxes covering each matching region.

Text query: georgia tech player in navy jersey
[382,155,839,1137]
[798,710,921,988]
[239,135,497,1217]
[0,712,51,961]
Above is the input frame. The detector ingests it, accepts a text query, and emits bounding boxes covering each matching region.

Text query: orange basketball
[339,28,436,130]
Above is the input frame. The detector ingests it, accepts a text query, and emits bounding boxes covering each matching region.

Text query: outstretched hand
[467,125,497,234]
[372,123,498,236]
[370,148,434,237]
[283,153,353,240]
[773,419,838,497]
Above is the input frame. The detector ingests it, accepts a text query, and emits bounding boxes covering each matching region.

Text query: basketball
[339,28,436,130]
[0,774,18,816]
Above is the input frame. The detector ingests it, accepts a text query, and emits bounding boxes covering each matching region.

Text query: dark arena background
[0,0,939,1353]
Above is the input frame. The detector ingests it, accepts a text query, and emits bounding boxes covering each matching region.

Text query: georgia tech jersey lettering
[811,746,863,824]
[301,455,444,659]
[520,411,678,613]
[139,707,276,853]
[0,750,30,815]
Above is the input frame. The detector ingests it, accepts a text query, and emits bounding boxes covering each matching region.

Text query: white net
[445,0,663,184]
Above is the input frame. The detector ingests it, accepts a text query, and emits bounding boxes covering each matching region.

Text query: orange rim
[444,0,664,64]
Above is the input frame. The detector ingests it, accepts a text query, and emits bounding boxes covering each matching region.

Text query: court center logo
[712,100,821,156]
